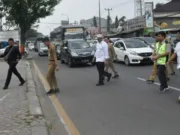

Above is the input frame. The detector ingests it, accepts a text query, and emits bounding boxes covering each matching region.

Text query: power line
[38,22,61,25]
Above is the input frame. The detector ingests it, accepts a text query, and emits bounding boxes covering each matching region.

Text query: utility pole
[98,0,101,33]
[105,8,112,17]
[105,8,112,32]
[139,0,143,16]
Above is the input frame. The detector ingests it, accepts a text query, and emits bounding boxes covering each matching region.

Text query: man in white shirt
[94,34,112,86]
[167,29,180,101]
[167,30,180,71]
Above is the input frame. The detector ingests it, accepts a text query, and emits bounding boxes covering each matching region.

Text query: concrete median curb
[25,61,48,135]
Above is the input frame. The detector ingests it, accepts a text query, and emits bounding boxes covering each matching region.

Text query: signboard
[66,28,83,33]
[145,2,154,28]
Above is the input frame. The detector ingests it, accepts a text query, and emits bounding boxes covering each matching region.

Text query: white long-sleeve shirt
[95,41,109,62]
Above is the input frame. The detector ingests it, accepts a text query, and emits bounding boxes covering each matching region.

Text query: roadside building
[80,17,109,35]
[154,0,180,30]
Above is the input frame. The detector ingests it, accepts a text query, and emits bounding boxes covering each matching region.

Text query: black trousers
[157,65,168,89]
[96,62,110,83]
[5,62,24,87]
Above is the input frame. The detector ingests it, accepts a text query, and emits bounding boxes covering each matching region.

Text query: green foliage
[26,29,43,39]
[1,0,61,45]
[93,16,97,27]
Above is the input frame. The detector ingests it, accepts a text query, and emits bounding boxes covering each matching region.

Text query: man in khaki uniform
[43,37,60,95]
[104,37,119,78]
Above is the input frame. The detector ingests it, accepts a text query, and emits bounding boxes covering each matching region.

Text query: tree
[93,16,97,27]
[115,16,119,28]
[1,0,61,52]
[107,16,111,32]
[25,29,43,39]
[155,3,164,8]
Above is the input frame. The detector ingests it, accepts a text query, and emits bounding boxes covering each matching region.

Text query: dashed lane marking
[137,77,180,92]
[33,61,80,135]
[0,93,10,101]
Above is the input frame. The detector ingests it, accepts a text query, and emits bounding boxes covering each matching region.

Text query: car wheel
[38,53,41,56]
[124,56,130,66]
[68,58,73,67]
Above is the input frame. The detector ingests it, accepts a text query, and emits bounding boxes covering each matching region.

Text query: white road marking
[137,77,180,92]
[0,93,10,101]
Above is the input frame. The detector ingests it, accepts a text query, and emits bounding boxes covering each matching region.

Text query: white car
[114,38,153,66]
[28,43,34,51]
[0,47,7,57]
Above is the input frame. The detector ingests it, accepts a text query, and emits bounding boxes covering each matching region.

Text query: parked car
[132,37,155,49]
[28,43,34,51]
[0,46,7,57]
[114,38,153,66]
[38,43,48,56]
[110,38,121,45]
[60,39,95,67]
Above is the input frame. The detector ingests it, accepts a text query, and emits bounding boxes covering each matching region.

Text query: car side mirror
[64,47,68,49]
[119,47,125,50]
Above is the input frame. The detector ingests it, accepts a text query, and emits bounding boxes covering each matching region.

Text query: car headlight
[129,51,137,55]
[91,50,95,55]
[71,52,78,56]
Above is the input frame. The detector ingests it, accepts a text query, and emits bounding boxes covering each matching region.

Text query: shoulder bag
[4,46,15,62]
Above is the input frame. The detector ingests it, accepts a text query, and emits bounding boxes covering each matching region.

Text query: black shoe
[170,72,175,75]
[54,88,60,93]
[46,89,55,95]
[19,80,26,86]
[107,74,112,82]
[159,87,169,93]
[96,83,104,86]
[3,86,8,90]
[112,74,119,78]
[146,80,154,84]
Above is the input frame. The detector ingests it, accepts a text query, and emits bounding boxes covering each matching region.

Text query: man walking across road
[146,33,159,84]
[3,38,25,90]
[167,29,180,100]
[152,32,170,92]
[43,37,60,94]
[95,34,112,86]
[104,37,119,78]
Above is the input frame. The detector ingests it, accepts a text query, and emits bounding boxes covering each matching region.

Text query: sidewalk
[0,59,48,135]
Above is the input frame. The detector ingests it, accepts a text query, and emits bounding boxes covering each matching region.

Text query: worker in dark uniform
[3,38,25,90]
[43,37,60,95]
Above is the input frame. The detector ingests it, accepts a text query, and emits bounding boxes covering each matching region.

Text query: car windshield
[65,33,84,39]
[141,37,155,44]
[69,41,90,49]
[40,43,46,48]
[125,39,148,48]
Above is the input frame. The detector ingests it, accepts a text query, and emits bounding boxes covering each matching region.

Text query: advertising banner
[145,2,154,28]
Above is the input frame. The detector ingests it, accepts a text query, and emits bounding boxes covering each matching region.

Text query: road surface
[30,51,180,135]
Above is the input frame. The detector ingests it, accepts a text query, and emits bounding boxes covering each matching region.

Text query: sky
[37,0,168,35]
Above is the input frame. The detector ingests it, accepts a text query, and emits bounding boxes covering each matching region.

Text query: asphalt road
[30,51,180,135]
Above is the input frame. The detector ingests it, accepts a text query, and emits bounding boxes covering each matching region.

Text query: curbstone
[26,55,33,60]
[25,60,49,135]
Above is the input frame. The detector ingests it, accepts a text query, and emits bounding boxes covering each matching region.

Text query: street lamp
[61,13,69,24]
